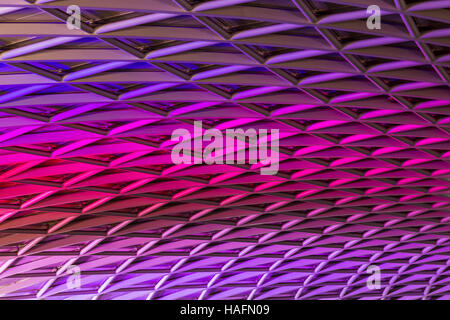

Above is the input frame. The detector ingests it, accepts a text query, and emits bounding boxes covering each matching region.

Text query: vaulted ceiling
[0,0,448,300]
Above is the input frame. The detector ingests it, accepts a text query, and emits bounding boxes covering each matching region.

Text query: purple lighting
[0,0,447,301]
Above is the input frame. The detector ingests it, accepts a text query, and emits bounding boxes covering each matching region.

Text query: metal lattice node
[0,0,448,300]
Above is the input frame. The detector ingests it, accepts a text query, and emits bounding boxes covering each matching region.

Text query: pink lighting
[0,0,447,301]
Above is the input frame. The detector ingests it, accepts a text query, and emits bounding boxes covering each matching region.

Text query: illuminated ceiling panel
[0,0,448,300]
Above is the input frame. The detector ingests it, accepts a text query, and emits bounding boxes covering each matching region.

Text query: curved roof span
[0,0,448,300]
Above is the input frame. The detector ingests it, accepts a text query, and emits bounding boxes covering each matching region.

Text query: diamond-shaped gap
[395,84,450,101]
[13,122,86,143]
[121,82,206,100]
[1,94,72,119]
[107,84,149,98]
[0,190,29,207]
[51,37,113,51]
[134,161,177,174]
[443,66,450,78]
[272,26,328,41]
[0,6,58,24]
[329,29,377,45]
[11,162,94,184]
[0,103,62,124]
[164,62,216,78]
[152,102,192,115]
[171,102,263,119]
[197,66,279,85]
[221,119,291,136]
[83,83,126,96]
[390,125,446,140]
[49,102,113,122]
[148,41,251,67]
[0,181,18,194]
[31,190,107,211]
[56,135,133,155]
[435,115,450,127]
[12,61,72,79]
[333,105,381,119]
[184,0,213,7]
[163,222,218,239]
[354,54,393,70]
[242,44,294,60]
[19,254,74,274]
[412,16,450,34]
[333,95,405,112]
[42,6,106,29]
[56,60,123,80]
[127,256,172,272]
[282,135,333,151]
[0,83,37,99]
[134,186,186,200]
[303,0,356,15]
[206,83,252,96]
[232,86,313,105]
[251,103,295,114]
[0,35,46,54]
[418,148,448,158]
[386,41,428,59]
[120,218,178,235]
[314,132,357,144]
[80,8,144,28]
[207,16,273,35]
[107,61,159,74]
[244,27,328,53]
[144,14,204,29]
[371,64,443,83]
[174,118,223,131]
[276,105,351,122]
[72,149,127,163]
[350,41,425,64]
[377,12,411,33]
[225,66,282,84]
[315,88,345,100]
[378,77,411,89]
[3,157,61,176]
[303,75,379,93]
[113,101,173,116]
[415,101,450,117]
[402,0,423,5]
[115,38,181,54]
[163,83,206,94]
[281,68,324,82]
[242,0,300,11]
[400,96,431,107]
[0,62,32,75]
[106,273,161,290]
[427,43,449,59]
[16,140,66,156]
[114,14,217,52]
[276,52,353,74]
[28,236,77,257]
[264,270,308,284]
[370,121,413,133]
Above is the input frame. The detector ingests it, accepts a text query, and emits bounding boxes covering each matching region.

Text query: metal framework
[0,0,448,300]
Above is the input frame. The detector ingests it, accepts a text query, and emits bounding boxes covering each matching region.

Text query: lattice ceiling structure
[0,0,448,300]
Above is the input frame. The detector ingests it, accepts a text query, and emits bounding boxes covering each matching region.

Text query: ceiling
[0,0,448,300]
